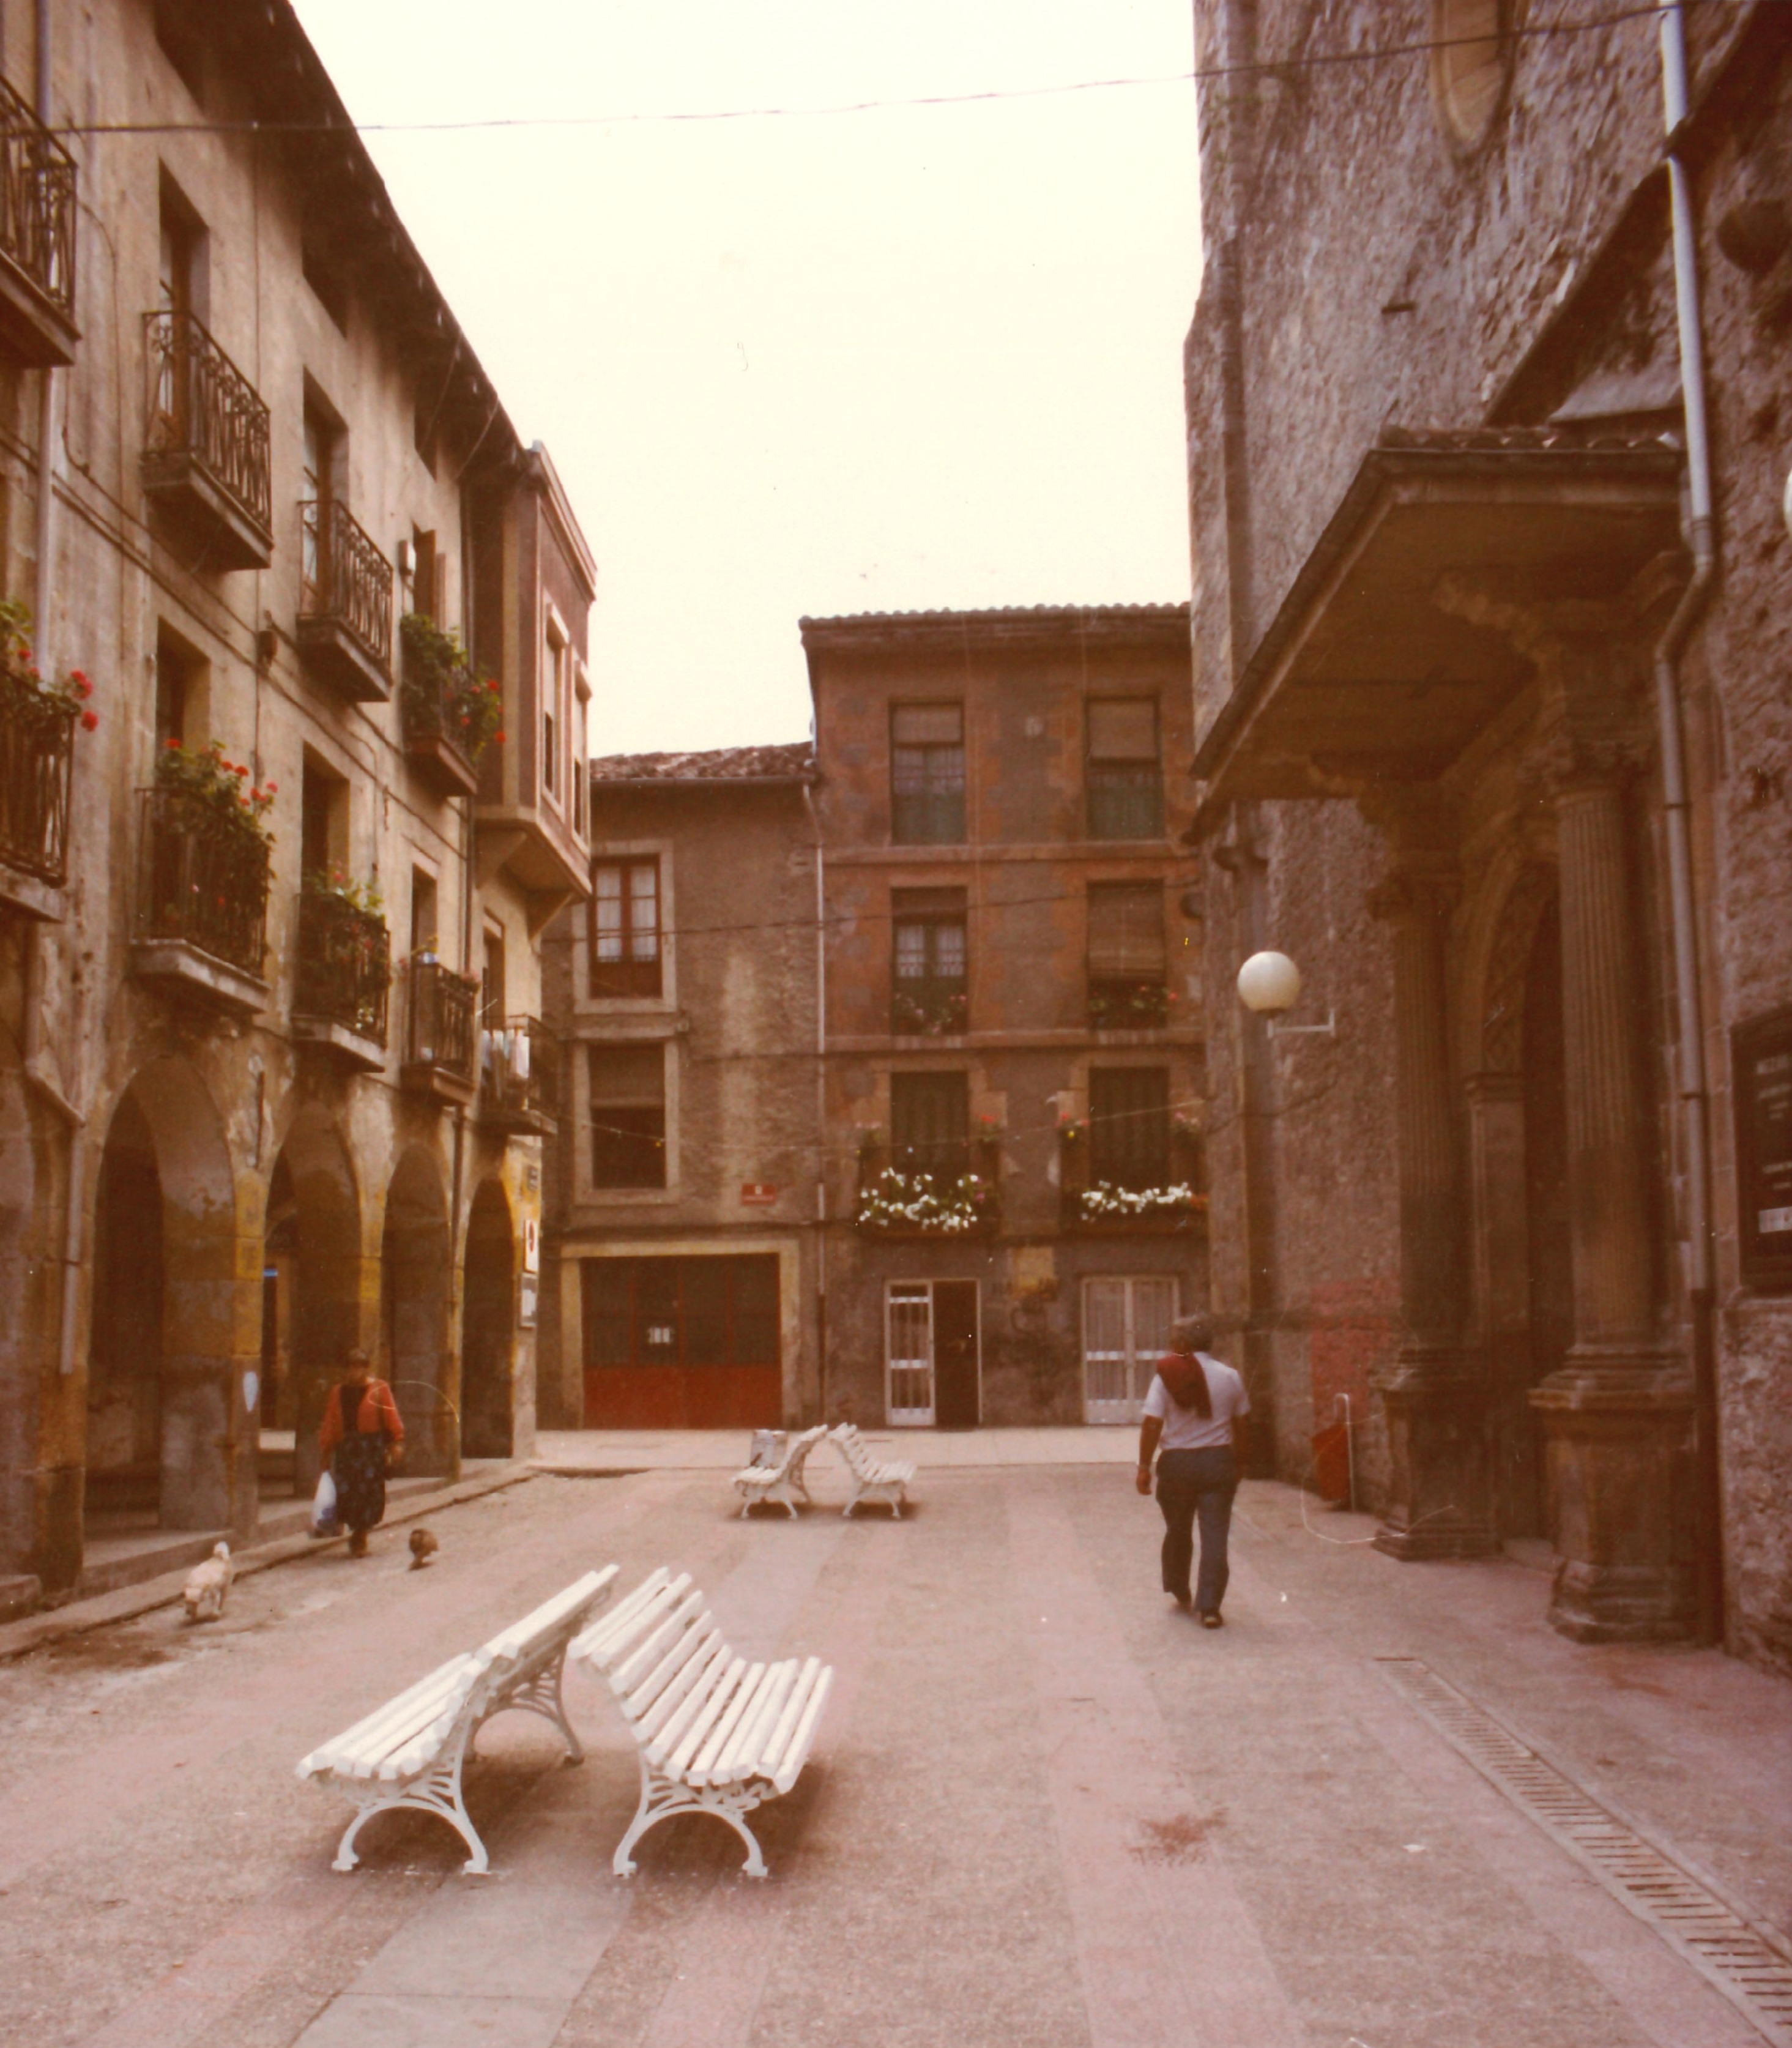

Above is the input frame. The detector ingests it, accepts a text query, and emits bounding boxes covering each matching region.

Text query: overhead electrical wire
[53,4,1678,138]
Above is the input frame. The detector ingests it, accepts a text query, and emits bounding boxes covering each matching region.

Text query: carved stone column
[1530,714,1693,1641]
[1366,854,1495,1560]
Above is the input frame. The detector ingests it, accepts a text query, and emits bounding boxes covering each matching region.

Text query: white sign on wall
[523,1217,540,1275]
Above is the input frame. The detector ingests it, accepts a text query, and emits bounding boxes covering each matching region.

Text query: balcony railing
[891,976,967,1037]
[142,310,273,566]
[854,1138,1001,1238]
[1059,1125,1203,1232]
[135,787,270,983]
[0,75,76,363]
[1087,977,1169,1031]
[0,688,72,888]
[294,889,390,1048]
[299,500,393,699]
[403,958,479,1095]
[480,1016,557,1131]
[399,631,481,799]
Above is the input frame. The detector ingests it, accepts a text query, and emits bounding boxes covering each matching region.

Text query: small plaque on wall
[518,1273,538,1328]
[1734,1008,1792,1293]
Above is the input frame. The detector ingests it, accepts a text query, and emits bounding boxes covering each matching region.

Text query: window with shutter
[891,702,966,844]
[1088,1068,1172,1189]
[890,1070,970,1175]
[1087,698,1164,840]
[1087,882,1168,1028]
[891,887,968,1033]
[589,1041,667,1187]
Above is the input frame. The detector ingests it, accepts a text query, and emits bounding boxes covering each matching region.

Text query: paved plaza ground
[1,1435,1788,2047]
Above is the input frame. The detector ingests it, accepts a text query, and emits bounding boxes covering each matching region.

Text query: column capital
[1367,868,1460,926]
[1523,719,1649,802]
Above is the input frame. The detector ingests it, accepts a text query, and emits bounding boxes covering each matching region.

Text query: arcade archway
[462,1179,515,1459]
[382,1147,454,1478]
[264,1105,362,1500]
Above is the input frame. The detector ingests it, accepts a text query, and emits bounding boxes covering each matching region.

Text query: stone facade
[806,607,1206,1432]
[0,1,593,1598]
[1186,2,1792,1668]
[540,747,822,1431]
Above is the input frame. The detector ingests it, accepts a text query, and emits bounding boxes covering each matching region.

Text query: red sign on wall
[740,1183,778,1205]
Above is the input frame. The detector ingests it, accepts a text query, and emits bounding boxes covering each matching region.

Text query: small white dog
[182,1541,234,1624]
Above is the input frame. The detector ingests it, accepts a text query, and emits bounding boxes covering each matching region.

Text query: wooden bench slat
[688,1658,770,1782]
[713,1658,797,1785]
[759,1656,824,1781]
[770,1664,834,1794]
[476,1568,613,1669]
[658,1653,748,1775]
[612,1590,709,1697]
[629,1621,724,1735]
[571,1568,678,1666]
[300,1656,480,1779]
[642,1636,732,1762]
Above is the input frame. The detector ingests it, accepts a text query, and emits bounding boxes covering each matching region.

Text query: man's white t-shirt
[1142,1354,1249,1451]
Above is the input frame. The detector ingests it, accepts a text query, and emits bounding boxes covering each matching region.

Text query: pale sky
[291,1,1200,755]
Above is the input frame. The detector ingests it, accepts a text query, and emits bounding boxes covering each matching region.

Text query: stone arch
[382,1145,455,1478]
[462,1178,515,1459]
[1477,863,1558,1075]
[89,1057,247,1532]
[266,1101,363,1499]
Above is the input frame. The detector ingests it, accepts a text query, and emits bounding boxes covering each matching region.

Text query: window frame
[589,856,663,1000]
[1087,1066,1173,1191]
[587,1040,669,1191]
[891,886,968,1035]
[890,701,967,846]
[1085,696,1165,841]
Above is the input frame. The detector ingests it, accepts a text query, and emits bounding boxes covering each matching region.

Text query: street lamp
[1236,950,1335,1037]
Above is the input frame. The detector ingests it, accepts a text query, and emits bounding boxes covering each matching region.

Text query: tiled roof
[798,601,1188,630]
[589,742,816,786]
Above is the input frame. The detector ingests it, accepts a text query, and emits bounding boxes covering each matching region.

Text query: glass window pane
[894,925,928,980]
[934,923,965,978]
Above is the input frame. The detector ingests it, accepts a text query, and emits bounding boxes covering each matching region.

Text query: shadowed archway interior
[382,1147,455,1479]
[461,1179,515,1459]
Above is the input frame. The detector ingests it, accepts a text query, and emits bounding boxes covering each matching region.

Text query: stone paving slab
[0,1464,1785,2048]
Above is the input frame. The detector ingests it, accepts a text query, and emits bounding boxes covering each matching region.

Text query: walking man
[1135,1316,1249,1626]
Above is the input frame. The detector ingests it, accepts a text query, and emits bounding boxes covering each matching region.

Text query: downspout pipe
[1656,0,1723,1642]
[802,781,828,1426]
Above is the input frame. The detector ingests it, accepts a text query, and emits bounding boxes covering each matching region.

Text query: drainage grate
[1376,1656,1792,2048]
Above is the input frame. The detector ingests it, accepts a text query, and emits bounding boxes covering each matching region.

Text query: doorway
[1082,1275,1177,1424]
[382,1149,453,1477]
[1515,895,1572,1536]
[883,1279,980,1428]
[462,1180,515,1458]
[89,1091,165,1518]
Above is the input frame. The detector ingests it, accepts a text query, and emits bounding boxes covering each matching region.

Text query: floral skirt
[332,1433,389,1534]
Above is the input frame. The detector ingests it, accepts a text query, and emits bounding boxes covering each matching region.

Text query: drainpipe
[803,780,827,1426]
[1656,0,1723,1643]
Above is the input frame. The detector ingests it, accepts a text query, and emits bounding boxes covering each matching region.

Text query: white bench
[297,1566,617,1875]
[571,1567,833,1879]
[828,1423,915,1517]
[731,1423,828,1518]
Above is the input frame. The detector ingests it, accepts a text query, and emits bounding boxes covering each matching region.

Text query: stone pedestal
[1533,1371,1695,1639]
[1373,1349,1497,1559]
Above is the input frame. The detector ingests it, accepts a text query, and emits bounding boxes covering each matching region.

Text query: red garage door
[582,1254,781,1428]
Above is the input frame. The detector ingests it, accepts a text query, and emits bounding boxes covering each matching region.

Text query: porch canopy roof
[1192,429,1686,803]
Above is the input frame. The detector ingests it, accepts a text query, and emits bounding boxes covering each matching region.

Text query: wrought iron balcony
[399,628,481,800]
[0,687,72,915]
[130,788,270,1016]
[401,957,479,1104]
[141,310,273,570]
[1058,1124,1203,1233]
[293,888,390,1065]
[0,75,76,366]
[298,500,393,703]
[480,1016,557,1133]
[891,976,968,1037]
[1087,976,1170,1032]
[854,1138,1001,1238]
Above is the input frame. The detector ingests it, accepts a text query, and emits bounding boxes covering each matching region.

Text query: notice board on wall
[1734,1008,1792,1293]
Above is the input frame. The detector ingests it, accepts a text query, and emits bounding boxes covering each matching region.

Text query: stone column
[1367,861,1495,1560]
[1531,733,1692,1639]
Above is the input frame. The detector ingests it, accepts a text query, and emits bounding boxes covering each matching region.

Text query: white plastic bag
[310,1468,338,1536]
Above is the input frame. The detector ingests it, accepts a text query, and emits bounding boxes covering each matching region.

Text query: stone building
[1184,2,1792,1666]
[538,745,822,1432]
[0,0,592,1601]
[805,606,1204,1430]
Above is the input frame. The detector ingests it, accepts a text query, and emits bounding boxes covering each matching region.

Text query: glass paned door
[1082,1276,1177,1424]
[886,1283,934,1425]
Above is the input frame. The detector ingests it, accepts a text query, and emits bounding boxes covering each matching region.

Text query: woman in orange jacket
[318,1347,404,1556]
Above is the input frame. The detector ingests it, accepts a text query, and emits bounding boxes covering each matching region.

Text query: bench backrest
[783,1424,827,1476]
[472,1566,617,1675]
[830,1423,879,1475]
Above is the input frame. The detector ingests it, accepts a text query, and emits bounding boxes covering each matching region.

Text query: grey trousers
[1155,1447,1238,1614]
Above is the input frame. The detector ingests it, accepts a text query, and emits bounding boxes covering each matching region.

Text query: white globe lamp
[1236,950,1303,1015]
